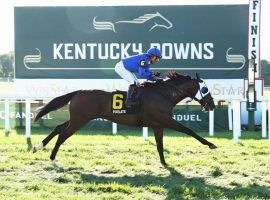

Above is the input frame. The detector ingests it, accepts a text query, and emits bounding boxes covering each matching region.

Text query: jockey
[115,47,163,106]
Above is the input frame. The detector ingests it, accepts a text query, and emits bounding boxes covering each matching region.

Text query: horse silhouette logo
[93,12,173,33]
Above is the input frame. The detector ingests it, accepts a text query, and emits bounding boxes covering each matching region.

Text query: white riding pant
[115,61,140,85]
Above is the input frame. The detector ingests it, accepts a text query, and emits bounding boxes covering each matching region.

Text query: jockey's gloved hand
[152,76,163,83]
[156,78,164,84]
[151,71,161,77]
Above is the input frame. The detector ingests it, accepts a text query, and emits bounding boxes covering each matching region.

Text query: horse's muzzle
[202,103,215,112]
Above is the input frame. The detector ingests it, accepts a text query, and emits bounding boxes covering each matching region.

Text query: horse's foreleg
[152,126,166,165]
[32,121,69,153]
[165,118,217,149]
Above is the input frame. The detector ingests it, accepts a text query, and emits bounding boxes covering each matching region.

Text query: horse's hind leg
[49,118,91,163]
[42,121,70,146]
[48,91,104,164]
[49,125,79,163]
[32,121,69,153]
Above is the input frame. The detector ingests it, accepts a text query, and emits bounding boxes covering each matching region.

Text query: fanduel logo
[173,114,202,122]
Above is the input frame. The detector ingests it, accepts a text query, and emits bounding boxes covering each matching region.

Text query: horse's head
[148,12,173,31]
[166,71,215,112]
[192,73,215,112]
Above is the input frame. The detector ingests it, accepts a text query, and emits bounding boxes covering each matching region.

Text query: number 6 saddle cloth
[111,91,140,115]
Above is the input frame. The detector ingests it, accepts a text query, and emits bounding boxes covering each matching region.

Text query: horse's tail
[34,91,79,122]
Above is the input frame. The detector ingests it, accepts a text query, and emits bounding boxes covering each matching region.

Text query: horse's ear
[195,73,203,82]
[166,71,176,78]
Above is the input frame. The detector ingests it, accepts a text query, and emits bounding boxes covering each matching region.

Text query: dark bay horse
[33,72,217,166]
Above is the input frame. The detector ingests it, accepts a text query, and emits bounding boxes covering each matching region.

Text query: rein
[164,80,198,103]
[142,78,197,105]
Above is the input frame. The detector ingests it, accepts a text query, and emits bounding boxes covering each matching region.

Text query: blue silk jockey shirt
[122,53,155,81]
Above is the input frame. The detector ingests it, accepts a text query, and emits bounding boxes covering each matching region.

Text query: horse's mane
[141,71,192,89]
[165,71,192,85]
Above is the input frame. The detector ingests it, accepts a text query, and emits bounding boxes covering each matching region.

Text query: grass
[0,128,270,199]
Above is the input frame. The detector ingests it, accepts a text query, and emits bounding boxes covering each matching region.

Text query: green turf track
[0,129,269,200]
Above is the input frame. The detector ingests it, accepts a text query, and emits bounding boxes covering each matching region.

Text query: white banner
[12,78,249,100]
[248,0,261,78]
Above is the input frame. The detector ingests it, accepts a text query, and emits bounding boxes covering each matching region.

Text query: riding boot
[125,84,137,106]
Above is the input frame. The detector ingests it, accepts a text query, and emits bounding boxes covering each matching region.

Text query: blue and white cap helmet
[147,47,162,58]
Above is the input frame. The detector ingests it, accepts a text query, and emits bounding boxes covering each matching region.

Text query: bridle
[192,80,213,111]
[193,80,210,101]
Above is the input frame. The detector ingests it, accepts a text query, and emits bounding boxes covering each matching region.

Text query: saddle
[111,81,164,127]
[111,89,143,127]
[110,81,162,113]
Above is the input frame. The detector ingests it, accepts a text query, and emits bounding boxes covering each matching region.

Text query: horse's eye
[201,87,208,94]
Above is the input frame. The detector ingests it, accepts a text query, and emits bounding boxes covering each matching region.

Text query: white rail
[258,97,270,141]
[2,97,270,142]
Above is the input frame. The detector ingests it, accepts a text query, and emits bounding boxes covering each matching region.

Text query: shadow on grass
[5,130,10,137]
[26,137,33,151]
[56,165,270,199]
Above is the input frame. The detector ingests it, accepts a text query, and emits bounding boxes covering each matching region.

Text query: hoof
[161,162,167,166]
[32,146,37,153]
[32,142,43,153]
[51,160,57,167]
[209,144,218,149]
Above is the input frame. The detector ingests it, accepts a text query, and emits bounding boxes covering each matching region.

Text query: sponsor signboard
[13,78,248,99]
[15,5,248,80]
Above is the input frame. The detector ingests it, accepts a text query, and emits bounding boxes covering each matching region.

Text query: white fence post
[228,101,233,131]
[261,101,267,138]
[232,100,241,143]
[209,110,214,136]
[5,99,10,134]
[267,100,270,141]
[112,122,117,135]
[25,99,31,138]
[143,127,148,141]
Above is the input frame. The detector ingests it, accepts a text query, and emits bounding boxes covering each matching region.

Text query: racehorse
[32,72,217,166]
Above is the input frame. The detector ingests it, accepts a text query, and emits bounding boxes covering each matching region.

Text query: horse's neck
[140,81,192,105]
[166,82,194,104]
[143,82,184,105]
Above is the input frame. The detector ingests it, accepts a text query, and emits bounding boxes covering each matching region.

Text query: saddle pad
[111,91,138,114]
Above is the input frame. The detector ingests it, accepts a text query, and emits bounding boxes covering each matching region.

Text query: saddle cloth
[111,91,140,115]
